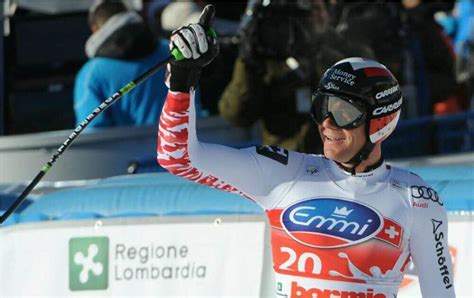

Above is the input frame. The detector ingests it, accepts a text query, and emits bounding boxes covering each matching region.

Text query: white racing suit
[157,90,456,298]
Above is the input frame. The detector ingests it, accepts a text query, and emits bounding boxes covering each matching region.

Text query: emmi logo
[288,206,372,235]
[282,198,383,248]
[332,207,353,218]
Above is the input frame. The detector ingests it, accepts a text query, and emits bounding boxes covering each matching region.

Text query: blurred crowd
[61,0,474,153]
[77,0,473,154]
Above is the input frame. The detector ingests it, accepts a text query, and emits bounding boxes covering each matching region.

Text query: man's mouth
[325,135,346,142]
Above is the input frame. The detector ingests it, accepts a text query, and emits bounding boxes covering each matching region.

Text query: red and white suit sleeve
[157,91,301,209]
[409,175,456,297]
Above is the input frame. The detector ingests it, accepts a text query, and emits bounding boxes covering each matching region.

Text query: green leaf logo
[69,237,109,291]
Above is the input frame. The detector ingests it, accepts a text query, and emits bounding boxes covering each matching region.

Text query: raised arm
[158,91,267,201]
[156,5,303,208]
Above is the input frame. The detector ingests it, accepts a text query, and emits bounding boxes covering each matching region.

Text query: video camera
[239,0,313,61]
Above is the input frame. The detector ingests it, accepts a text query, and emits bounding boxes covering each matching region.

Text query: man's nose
[321,116,339,129]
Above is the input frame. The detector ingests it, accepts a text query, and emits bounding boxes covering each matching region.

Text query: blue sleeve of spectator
[73,62,112,128]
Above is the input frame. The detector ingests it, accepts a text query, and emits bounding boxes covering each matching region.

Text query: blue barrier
[384,111,474,158]
[19,173,263,222]
[9,162,472,225]
[0,194,33,225]
[408,165,473,211]
[0,193,32,213]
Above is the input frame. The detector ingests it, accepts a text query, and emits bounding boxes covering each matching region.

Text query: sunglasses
[310,91,367,129]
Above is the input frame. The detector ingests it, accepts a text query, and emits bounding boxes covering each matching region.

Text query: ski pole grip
[171,48,185,61]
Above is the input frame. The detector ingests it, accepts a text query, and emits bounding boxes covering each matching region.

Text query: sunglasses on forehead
[310,91,367,129]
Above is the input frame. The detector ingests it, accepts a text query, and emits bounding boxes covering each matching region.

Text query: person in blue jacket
[74,0,170,128]
[454,0,474,107]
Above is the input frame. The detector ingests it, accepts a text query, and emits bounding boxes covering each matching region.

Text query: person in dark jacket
[74,0,170,128]
[219,1,374,153]
[336,1,460,116]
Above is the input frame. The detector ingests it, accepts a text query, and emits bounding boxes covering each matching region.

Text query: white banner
[0,216,266,297]
[0,214,470,297]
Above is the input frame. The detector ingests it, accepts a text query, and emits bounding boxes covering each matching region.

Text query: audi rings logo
[411,186,443,206]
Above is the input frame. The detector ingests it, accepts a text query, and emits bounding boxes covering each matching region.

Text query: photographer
[218,0,374,153]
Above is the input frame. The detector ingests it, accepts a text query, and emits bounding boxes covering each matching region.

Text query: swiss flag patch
[375,217,403,247]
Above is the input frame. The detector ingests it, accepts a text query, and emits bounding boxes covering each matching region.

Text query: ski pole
[0,52,181,224]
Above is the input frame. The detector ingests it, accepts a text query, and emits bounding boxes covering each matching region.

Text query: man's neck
[341,145,383,173]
